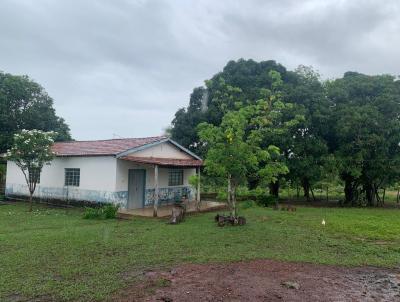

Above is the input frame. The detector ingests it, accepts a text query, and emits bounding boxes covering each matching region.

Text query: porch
[118,155,203,217]
[118,200,226,218]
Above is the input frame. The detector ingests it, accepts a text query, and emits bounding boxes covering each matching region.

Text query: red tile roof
[121,156,203,167]
[52,136,166,156]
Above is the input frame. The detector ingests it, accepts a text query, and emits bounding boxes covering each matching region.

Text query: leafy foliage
[83,204,120,219]
[170,59,295,157]
[198,71,293,215]
[5,129,56,211]
[326,72,400,205]
[171,59,400,206]
[0,71,71,153]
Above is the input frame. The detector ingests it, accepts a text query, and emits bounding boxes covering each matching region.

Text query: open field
[1,202,400,301]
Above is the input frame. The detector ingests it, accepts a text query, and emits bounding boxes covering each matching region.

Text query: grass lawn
[1,202,400,301]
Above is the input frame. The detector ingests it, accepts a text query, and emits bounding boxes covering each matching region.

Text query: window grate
[65,168,80,186]
[168,169,183,186]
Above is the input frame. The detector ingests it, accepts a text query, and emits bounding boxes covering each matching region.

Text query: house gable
[119,141,193,160]
[116,138,201,160]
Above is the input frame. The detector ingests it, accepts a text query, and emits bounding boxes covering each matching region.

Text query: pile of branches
[215,214,246,227]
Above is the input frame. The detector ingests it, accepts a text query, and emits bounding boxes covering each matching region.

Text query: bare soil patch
[112,259,400,302]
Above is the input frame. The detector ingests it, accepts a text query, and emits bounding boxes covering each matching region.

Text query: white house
[5,136,202,210]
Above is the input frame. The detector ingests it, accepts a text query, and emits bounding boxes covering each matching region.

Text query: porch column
[153,164,159,217]
[196,167,201,211]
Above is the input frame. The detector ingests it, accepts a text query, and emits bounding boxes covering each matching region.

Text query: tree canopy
[6,129,56,211]
[170,59,400,206]
[326,72,400,205]
[0,71,71,153]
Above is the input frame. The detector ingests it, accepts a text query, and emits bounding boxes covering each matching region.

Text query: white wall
[5,147,198,206]
[131,142,193,159]
[6,156,117,201]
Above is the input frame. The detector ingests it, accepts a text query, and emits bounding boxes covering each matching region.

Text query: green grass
[0,203,400,301]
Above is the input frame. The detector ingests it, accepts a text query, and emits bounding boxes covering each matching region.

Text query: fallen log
[214,214,246,227]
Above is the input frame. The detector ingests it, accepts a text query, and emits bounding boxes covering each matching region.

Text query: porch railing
[145,186,193,206]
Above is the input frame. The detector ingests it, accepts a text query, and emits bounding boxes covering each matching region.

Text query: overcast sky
[0,0,399,140]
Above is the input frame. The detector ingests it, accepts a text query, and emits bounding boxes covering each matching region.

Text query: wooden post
[196,167,201,211]
[153,164,159,217]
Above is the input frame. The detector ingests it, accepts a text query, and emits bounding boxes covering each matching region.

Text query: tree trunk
[310,186,316,201]
[301,178,310,201]
[232,185,237,217]
[227,175,237,217]
[397,187,400,204]
[227,174,232,213]
[375,188,382,207]
[364,182,375,207]
[29,192,33,212]
[269,181,280,198]
[343,176,356,205]
[382,188,386,205]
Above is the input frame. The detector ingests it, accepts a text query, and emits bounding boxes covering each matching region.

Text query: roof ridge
[54,136,167,144]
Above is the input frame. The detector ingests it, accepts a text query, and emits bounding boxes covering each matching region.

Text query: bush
[83,207,102,219]
[240,200,255,209]
[216,190,227,201]
[256,194,277,207]
[83,204,119,219]
[103,204,119,219]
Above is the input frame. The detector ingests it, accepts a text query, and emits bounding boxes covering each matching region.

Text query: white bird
[322,219,326,226]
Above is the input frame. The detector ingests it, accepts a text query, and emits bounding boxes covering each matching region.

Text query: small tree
[6,130,56,211]
[198,110,258,217]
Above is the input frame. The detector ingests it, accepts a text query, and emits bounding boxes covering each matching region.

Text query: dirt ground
[113,259,400,302]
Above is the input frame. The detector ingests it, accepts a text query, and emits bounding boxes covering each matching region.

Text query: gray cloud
[0,0,399,139]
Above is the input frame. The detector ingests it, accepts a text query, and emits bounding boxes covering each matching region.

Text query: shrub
[216,190,227,201]
[240,200,255,209]
[83,204,119,219]
[103,204,119,219]
[256,194,277,207]
[83,207,102,219]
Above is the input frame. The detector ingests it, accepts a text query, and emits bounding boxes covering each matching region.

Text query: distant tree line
[0,71,72,154]
[170,59,400,206]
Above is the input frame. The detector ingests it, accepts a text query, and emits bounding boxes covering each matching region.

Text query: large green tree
[0,72,71,153]
[284,66,330,200]
[171,60,330,198]
[171,59,296,157]
[172,59,400,206]
[327,72,400,206]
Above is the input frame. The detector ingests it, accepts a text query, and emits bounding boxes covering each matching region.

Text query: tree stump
[169,203,186,224]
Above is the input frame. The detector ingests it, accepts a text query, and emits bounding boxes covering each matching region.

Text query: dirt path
[113,259,400,302]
